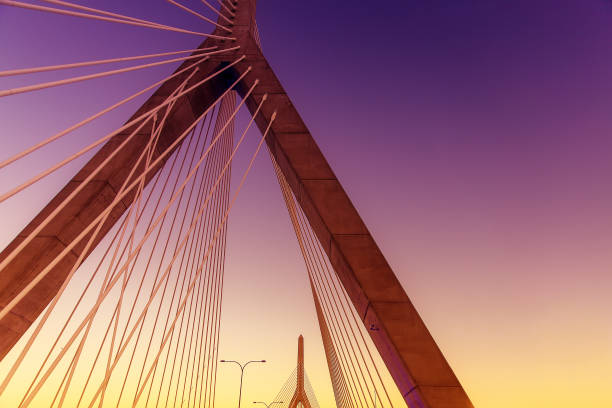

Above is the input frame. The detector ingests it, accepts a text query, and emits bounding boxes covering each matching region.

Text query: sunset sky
[1,1,612,407]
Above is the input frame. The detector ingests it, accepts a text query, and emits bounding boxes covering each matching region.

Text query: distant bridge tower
[288,336,312,408]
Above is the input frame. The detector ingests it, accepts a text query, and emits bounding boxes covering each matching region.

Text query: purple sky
[1,1,612,407]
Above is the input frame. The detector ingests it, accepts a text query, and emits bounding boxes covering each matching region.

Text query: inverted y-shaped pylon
[287,336,312,408]
[0,1,473,407]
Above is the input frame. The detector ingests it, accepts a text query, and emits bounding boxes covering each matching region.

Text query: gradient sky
[1,1,612,407]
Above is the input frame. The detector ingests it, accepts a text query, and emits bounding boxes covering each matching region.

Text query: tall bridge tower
[0,1,473,407]
[288,336,312,408]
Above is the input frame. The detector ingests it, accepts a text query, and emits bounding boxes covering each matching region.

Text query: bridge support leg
[225,10,474,403]
[0,51,227,361]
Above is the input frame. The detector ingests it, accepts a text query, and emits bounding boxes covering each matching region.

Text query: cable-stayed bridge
[0,1,473,407]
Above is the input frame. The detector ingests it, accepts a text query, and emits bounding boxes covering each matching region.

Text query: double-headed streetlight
[220,359,266,408]
[253,401,284,408]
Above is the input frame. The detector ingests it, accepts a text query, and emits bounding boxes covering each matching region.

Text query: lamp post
[254,401,284,408]
[220,359,266,408]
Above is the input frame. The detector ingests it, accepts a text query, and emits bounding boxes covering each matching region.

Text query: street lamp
[220,359,266,408]
[254,402,284,408]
